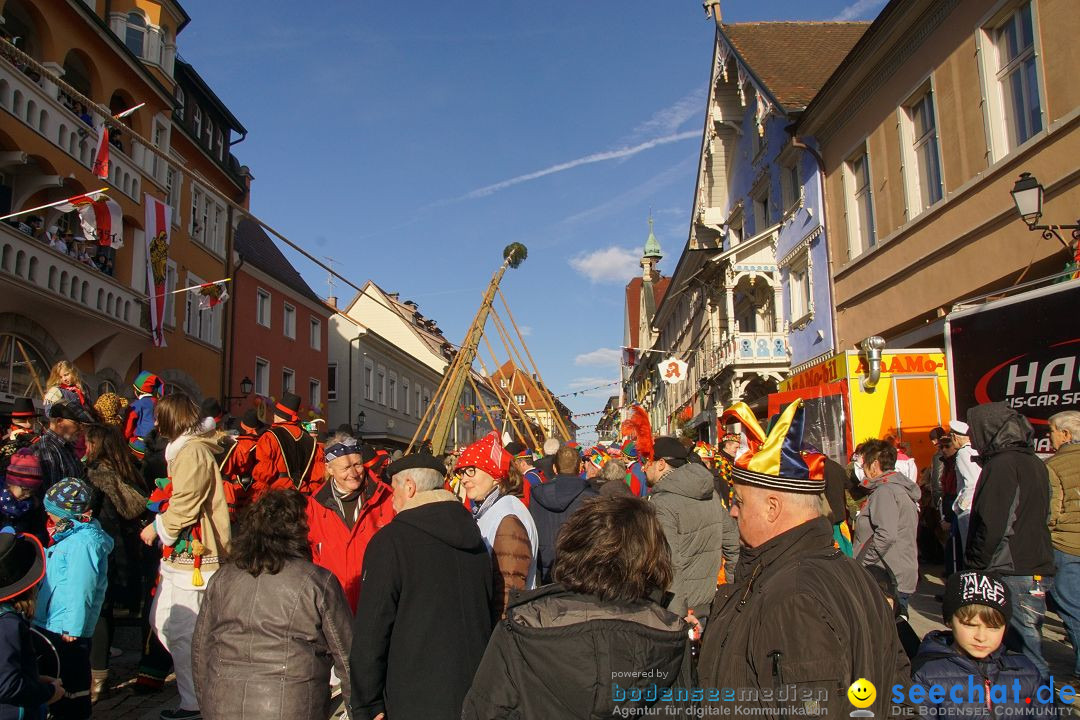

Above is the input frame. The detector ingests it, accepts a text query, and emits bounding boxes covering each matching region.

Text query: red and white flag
[92,123,109,179]
[144,194,172,348]
[55,194,123,248]
[197,280,229,310]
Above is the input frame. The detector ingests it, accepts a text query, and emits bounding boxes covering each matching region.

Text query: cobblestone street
[90,625,179,720]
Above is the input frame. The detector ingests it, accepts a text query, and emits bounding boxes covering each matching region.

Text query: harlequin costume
[124,372,163,461]
[251,392,325,500]
[619,405,654,498]
[217,409,265,522]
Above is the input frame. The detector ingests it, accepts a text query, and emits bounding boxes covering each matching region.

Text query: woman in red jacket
[305,435,395,612]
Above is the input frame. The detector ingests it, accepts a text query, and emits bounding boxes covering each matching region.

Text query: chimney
[327,296,337,309]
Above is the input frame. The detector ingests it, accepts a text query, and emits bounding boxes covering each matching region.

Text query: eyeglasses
[460,466,478,477]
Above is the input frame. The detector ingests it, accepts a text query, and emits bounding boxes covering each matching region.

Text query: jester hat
[620,404,654,462]
[132,371,163,398]
[585,446,609,470]
[721,400,824,494]
[693,441,715,460]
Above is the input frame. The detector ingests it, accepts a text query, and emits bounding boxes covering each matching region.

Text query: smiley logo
[847,678,876,709]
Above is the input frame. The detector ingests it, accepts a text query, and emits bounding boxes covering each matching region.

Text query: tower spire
[641,215,662,281]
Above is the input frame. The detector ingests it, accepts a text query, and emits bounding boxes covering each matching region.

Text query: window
[991,2,1043,154]
[376,365,386,405]
[151,121,167,181]
[309,318,321,350]
[499,378,508,388]
[124,12,146,57]
[192,106,202,138]
[844,147,876,257]
[282,368,295,394]
[283,303,296,339]
[256,289,271,327]
[781,162,801,213]
[204,117,214,150]
[174,86,184,121]
[216,129,225,161]
[416,387,422,416]
[165,167,182,224]
[327,363,338,401]
[364,359,374,401]
[389,372,398,410]
[403,377,410,415]
[163,261,178,327]
[309,378,321,409]
[184,272,221,346]
[255,357,269,395]
[753,190,770,233]
[787,256,812,323]
[902,87,943,215]
[190,185,203,243]
[515,394,527,406]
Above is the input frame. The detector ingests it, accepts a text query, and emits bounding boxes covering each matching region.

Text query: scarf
[0,488,32,519]
[330,480,363,528]
[472,486,502,520]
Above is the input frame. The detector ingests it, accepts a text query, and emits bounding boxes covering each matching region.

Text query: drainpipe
[791,137,840,356]
[860,336,886,392]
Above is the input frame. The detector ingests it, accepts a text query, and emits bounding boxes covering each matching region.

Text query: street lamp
[356,410,366,438]
[1010,172,1079,249]
[224,376,253,402]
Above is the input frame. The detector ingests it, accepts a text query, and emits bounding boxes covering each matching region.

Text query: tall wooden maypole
[413,243,528,455]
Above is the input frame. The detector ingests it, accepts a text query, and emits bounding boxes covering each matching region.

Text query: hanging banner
[660,357,688,385]
[144,194,172,347]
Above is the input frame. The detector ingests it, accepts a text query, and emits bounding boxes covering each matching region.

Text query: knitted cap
[942,571,1012,624]
[4,449,43,491]
[43,478,93,519]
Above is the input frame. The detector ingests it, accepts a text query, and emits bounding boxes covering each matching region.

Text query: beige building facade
[798,0,1080,351]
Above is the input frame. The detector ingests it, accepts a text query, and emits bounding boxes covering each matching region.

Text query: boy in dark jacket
[911,571,1047,713]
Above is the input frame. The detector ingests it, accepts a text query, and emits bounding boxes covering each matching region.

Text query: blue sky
[176,0,886,442]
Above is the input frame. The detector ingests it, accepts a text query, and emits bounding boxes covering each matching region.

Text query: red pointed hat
[454,431,512,481]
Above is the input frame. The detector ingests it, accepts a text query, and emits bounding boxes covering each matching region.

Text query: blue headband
[325,440,360,462]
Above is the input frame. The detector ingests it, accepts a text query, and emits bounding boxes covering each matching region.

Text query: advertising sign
[946,279,1080,454]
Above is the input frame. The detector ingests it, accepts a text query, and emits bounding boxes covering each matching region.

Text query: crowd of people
[0,358,1078,719]
[6,215,117,277]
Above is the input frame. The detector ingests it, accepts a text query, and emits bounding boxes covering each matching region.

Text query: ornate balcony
[705,331,789,376]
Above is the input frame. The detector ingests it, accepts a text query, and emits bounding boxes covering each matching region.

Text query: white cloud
[832,0,886,20]
[569,246,640,284]
[630,88,706,139]
[457,131,699,201]
[519,325,533,337]
[574,349,622,367]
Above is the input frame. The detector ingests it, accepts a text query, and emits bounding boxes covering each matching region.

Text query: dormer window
[193,106,202,137]
[125,12,147,57]
[174,85,185,120]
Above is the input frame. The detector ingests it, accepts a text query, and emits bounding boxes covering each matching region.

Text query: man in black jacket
[530,445,598,584]
[965,401,1056,678]
[349,453,493,720]
[699,401,909,717]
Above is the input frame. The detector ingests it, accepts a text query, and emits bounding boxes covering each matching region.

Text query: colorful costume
[251,393,325,499]
[124,372,162,460]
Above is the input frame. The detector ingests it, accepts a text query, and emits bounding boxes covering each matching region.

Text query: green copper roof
[643,217,662,259]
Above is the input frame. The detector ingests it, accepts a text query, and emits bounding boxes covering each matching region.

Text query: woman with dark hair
[191,490,353,720]
[83,424,149,702]
[462,495,697,719]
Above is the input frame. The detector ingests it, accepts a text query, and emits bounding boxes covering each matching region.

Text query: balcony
[704,331,789,376]
[0,51,149,202]
[0,222,147,335]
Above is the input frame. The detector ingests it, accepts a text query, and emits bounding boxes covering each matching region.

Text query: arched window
[97,380,116,396]
[125,12,147,58]
[204,117,213,148]
[193,105,202,137]
[0,334,49,402]
[174,85,185,120]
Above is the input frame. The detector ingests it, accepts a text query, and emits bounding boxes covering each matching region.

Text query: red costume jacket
[305,478,395,612]
[251,422,325,500]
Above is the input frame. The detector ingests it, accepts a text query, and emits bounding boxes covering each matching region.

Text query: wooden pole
[476,343,537,450]
[14,341,45,399]
[467,374,499,435]
[497,289,574,439]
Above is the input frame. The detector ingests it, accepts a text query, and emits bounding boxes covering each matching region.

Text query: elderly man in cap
[350,452,491,720]
[699,401,909,716]
[252,392,325,499]
[645,436,729,619]
[37,401,89,489]
[306,434,394,612]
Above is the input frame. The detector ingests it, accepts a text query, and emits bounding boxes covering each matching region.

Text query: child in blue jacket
[32,479,112,720]
[0,530,63,719]
[911,571,1050,714]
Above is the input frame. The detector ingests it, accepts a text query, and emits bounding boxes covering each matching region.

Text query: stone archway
[0,312,61,401]
[157,367,202,401]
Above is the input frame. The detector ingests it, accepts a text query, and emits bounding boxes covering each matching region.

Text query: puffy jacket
[965,403,1055,576]
[0,610,54,720]
[1047,444,1080,556]
[910,631,1046,709]
[191,559,353,720]
[350,491,492,720]
[854,470,921,594]
[306,479,395,612]
[648,462,731,615]
[34,519,113,638]
[529,475,598,584]
[698,517,911,717]
[462,584,696,719]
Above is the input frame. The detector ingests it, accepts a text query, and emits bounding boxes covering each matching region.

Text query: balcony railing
[0,222,147,334]
[0,51,149,202]
[704,331,789,376]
